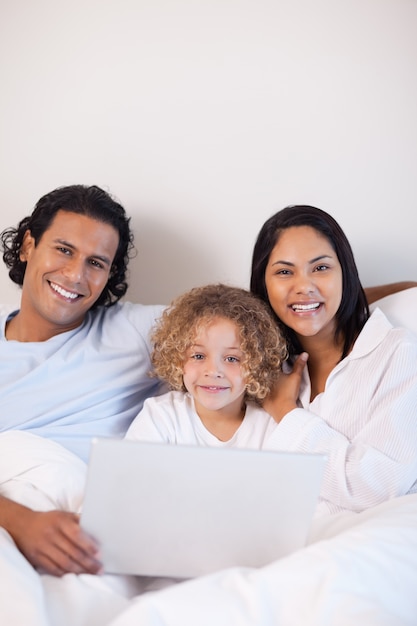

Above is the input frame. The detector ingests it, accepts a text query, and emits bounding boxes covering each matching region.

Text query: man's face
[19,210,119,339]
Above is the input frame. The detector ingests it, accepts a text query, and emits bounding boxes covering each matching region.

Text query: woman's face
[264,225,343,341]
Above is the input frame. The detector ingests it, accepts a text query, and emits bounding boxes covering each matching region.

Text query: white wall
[1,0,416,307]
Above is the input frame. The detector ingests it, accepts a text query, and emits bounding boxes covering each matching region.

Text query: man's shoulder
[91,301,165,321]
[0,303,17,317]
[0,305,18,334]
[87,301,165,337]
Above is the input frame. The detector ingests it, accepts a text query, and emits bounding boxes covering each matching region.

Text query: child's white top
[126,390,278,448]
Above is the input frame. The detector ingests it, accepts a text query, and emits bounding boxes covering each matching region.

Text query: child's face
[183,317,247,416]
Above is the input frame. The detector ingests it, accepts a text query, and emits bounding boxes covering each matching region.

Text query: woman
[250,205,417,515]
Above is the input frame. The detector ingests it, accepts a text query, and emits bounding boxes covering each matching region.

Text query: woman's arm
[264,333,417,514]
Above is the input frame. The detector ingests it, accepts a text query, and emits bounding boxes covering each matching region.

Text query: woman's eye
[314,264,329,272]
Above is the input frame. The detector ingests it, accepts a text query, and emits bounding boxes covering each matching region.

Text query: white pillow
[370,286,417,336]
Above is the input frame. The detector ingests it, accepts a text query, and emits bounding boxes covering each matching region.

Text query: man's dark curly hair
[0,184,135,308]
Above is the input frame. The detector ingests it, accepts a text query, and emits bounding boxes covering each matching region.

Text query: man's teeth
[50,282,79,299]
[292,303,320,311]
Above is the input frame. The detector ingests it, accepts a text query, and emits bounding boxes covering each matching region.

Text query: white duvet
[1,431,417,626]
[111,495,417,626]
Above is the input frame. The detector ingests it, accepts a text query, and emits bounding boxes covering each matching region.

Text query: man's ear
[20,230,35,262]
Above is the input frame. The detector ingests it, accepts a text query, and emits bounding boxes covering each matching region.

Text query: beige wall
[1,0,416,307]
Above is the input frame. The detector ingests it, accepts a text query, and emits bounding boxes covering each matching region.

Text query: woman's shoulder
[353,307,417,368]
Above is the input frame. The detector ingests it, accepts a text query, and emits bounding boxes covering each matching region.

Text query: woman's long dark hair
[250,205,369,358]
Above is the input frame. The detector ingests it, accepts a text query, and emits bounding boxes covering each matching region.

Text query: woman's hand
[263,352,309,424]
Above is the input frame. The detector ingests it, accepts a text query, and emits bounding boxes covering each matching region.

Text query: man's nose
[62,257,84,283]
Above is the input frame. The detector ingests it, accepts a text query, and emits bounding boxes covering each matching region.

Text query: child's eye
[191,353,204,360]
[225,356,240,363]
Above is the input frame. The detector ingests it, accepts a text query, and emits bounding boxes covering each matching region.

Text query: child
[126,283,287,447]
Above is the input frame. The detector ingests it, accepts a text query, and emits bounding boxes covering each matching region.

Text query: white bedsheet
[1,431,417,626]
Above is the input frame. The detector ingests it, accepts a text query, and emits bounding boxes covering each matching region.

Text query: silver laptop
[80,438,326,578]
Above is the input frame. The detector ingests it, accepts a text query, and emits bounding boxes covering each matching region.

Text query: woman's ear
[19,230,35,262]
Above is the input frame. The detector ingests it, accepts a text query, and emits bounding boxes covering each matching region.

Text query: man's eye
[89,259,104,269]
[57,247,71,255]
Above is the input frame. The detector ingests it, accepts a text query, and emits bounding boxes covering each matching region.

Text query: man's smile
[48,280,82,300]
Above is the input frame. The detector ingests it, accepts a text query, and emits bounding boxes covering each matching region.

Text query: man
[0,184,165,577]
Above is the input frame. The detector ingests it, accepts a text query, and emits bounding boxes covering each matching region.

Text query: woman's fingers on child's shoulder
[293,352,308,375]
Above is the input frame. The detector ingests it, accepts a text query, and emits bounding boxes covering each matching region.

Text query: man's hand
[263,352,308,423]
[2,498,102,576]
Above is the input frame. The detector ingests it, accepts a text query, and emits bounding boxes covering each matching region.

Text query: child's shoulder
[244,401,275,422]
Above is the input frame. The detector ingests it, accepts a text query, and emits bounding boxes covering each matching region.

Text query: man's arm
[364,281,417,305]
[0,495,102,576]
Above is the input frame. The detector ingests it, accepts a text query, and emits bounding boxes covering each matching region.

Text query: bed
[1,287,417,626]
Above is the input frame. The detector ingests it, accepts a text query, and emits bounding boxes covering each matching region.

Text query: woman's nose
[294,273,316,295]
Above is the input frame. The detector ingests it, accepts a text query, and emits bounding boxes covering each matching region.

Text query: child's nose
[205,359,223,377]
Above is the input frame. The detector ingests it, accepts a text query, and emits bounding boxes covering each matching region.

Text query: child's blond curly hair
[150,283,288,403]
